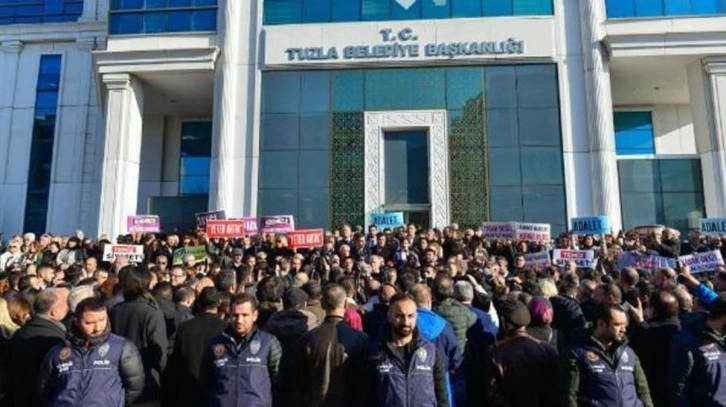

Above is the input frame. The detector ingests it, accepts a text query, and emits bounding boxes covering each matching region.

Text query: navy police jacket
[571,339,645,407]
[38,331,145,406]
[670,320,726,406]
[370,332,442,407]
[203,327,281,407]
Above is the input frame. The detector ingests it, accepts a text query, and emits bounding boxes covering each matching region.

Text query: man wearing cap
[202,293,282,406]
[264,287,319,406]
[485,298,558,406]
[562,303,652,407]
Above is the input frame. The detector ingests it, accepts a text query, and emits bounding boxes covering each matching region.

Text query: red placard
[287,229,324,249]
[206,220,245,238]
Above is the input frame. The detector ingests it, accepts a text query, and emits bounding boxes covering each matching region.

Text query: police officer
[670,293,726,406]
[201,293,282,407]
[369,293,449,407]
[562,303,653,407]
[38,297,145,406]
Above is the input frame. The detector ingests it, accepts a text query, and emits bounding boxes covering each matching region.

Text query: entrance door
[383,130,431,228]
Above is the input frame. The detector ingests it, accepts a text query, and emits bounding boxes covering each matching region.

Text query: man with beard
[39,297,144,405]
[201,293,282,406]
[368,293,448,407]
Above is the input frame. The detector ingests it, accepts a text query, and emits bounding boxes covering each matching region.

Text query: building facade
[0,0,723,239]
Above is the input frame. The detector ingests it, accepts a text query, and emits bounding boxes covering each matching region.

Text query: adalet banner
[571,216,611,235]
[700,218,726,236]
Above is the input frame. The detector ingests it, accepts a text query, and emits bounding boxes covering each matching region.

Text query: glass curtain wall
[260,64,565,231]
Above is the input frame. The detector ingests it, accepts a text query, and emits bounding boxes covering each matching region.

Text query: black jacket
[162,312,227,407]
[6,316,66,407]
[629,316,680,407]
[110,296,168,402]
[551,295,587,344]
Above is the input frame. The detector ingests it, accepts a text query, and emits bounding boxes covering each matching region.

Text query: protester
[38,297,144,405]
[294,284,369,406]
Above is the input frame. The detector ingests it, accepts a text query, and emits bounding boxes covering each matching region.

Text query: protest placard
[287,229,324,249]
[678,250,724,274]
[127,215,160,233]
[513,223,551,242]
[195,210,226,227]
[103,244,144,263]
[172,245,209,265]
[617,251,677,271]
[371,212,405,229]
[243,217,259,235]
[553,249,596,268]
[480,222,516,240]
[700,218,726,236]
[524,251,551,271]
[571,216,611,235]
[260,215,295,233]
[206,220,245,239]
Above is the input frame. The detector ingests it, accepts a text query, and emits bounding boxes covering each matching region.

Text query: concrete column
[578,0,623,230]
[0,40,23,234]
[98,73,144,240]
[689,58,726,217]
[209,0,242,216]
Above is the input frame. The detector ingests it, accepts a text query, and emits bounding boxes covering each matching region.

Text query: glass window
[614,111,655,155]
[488,148,521,186]
[261,114,300,150]
[298,150,331,188]
[391,0,421,20]
[518,108,560,147]
[259,188,298,216]
[486,66,517,109]
[422,0,450,18]
[300,113,330,150]
[514,0,552,14]
[333,71,364,112]
[451,0,482,17]
[179,121,212,195]
[109,0,216,34]
[446,68,483,110]
[483,0,514,15]
[264,0,301,24]
[365,69,445,110]
[362,0,388,21]
[606,0,634,17]
[523,185,566,226]
[634,0,664,17]
[520,147,563,185]
[303,0,330,22]
[263,71,300,113]
[24,54,62,234]
[516,65,558,108]
[619,158,705,235]
[301,71,330,113]
[298,188,330,228]
[487,109,519,147]
[259,151,299,189]
[0,0,84,25]
[489,186,524,221]
[331,0,360,21]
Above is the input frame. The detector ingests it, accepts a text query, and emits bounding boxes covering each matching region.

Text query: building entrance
[383,130,431,229]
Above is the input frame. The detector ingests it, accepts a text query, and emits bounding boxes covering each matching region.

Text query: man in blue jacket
[39,297,145,406]
[411,284,462,406]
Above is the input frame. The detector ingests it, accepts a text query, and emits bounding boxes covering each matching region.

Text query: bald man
[363,283,397,340]
[294,284,369,406]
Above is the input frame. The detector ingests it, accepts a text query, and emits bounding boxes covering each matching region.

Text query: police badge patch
[586,351,599,362]
[249,339,261,355]
[213,344,225,358]
[620,351,629,364]
[59,347,71,361]
[416,347,427,363]
[97,343,110,358]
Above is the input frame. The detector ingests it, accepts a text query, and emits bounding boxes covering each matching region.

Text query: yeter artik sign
[285,27,525,62]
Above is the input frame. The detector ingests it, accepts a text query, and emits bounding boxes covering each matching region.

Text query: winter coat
[433,298,476,350]
[6,315,66,407]
[109,296,168,402]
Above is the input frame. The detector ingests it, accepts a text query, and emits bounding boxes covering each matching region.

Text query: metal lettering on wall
[285,28,525,62]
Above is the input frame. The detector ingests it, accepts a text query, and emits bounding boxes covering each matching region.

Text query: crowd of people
[0,222,723,406]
